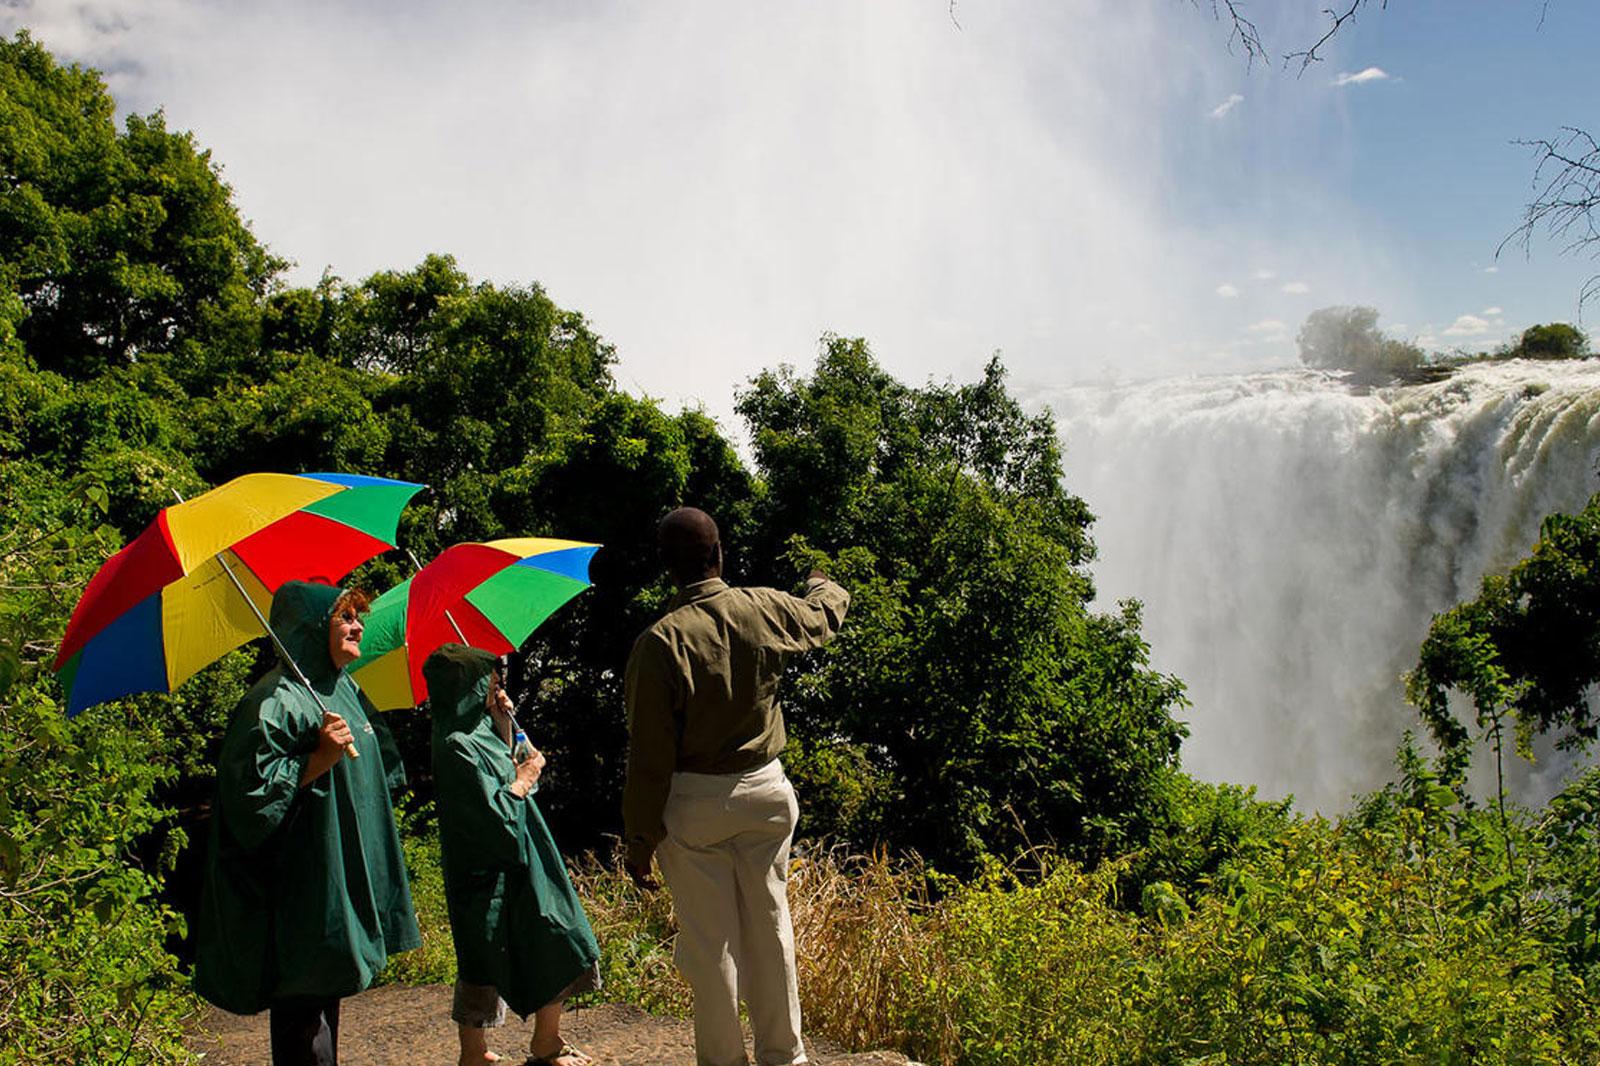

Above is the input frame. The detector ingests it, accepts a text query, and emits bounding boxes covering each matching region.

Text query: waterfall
[1046,360,1600,812]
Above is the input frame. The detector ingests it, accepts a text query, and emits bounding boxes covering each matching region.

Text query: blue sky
[1177,0,1600,357]
[4,1,1597,422]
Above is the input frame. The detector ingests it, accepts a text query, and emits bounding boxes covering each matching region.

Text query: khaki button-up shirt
[623,575,850,866]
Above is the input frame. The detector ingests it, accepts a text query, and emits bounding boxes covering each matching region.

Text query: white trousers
[657,758,805,1066]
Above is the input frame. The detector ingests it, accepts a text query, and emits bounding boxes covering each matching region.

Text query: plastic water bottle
[512,729,540,794]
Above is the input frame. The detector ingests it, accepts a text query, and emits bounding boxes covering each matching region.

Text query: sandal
[525,1043,591,1066]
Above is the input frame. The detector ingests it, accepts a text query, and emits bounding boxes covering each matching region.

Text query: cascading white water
[1045,360,1600,812]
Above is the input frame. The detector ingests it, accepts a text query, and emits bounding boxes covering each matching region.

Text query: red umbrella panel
[54,472,425,715]
[351,537,598,710]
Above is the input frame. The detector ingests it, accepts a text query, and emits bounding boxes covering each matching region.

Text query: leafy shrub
[567,806,1600,1066]
[373,805,457,987]
[0,464,205,1063]
[567,846,689,1017]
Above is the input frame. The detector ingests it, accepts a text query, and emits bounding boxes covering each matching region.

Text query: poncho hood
[269,580,345,683]
[425,643,497,739]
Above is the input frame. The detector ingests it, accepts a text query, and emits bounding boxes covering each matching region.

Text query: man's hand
[508,748,545,798]
[300,711,354,785]
[626,855,660,892]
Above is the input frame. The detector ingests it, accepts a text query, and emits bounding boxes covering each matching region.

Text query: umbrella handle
[215,552,359,759]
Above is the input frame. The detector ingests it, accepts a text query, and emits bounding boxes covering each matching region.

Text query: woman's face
[327,605,364,668]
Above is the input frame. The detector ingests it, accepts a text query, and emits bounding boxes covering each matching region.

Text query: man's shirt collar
[668,577,729,610]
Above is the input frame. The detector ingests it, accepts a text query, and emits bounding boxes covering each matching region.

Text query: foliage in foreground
[0,470,215,1064]
[522,762,1600,1066]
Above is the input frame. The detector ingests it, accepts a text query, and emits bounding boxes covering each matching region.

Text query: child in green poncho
[425,644,601,1066]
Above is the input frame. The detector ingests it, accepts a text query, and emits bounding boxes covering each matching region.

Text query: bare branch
[1192,0,1268,69]
[1287,0,1387,73]
[1499,127,1600,311]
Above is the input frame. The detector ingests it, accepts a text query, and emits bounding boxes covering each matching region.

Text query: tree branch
[1499,127,1600,311]
[1192,0,1268,68]
[1286,0,1387,72]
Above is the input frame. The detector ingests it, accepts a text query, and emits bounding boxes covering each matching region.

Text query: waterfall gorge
[1047,360,1600,812]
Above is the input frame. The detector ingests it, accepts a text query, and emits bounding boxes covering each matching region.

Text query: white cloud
[1251,269,1277,281]
[1209,93,1244,119]
[1334,67,1390,87]
[1281,281,1311,294]
[1481,306,1503,316]
[1483,266,1500,274]
[1216,283,1241,298]
[1243,317,1291,345]
[1442,314,1491,337]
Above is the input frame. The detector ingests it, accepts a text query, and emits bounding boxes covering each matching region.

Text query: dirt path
[186,985,919,1065]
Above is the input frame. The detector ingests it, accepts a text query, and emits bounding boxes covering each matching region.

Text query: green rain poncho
[425,644,600,1017]
[194,581,420,1015]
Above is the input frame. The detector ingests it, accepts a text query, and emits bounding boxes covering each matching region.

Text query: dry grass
[569,843,945,1058]
[789,845,949,1057]
[566,847,691,1018]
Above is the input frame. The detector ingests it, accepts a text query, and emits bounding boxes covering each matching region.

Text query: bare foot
[457,1052,502,1066]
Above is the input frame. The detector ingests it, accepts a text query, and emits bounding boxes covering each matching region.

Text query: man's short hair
[658,507,719,582]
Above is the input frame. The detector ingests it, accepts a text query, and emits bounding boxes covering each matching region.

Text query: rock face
[187,985,922,1065]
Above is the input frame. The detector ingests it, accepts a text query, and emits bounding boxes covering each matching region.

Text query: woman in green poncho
[195,580,420,1066]
[425,644,601,1066]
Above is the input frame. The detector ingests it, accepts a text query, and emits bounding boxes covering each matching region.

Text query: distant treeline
[1297,305,1590,384]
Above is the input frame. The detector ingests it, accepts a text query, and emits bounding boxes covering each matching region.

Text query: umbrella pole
[215,550,360,760]
[170,487,358,758]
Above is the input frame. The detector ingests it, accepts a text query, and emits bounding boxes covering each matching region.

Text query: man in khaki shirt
[624,507,849,1066]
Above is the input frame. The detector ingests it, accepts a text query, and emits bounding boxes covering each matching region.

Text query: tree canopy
[0,32,280,382]
[737,340,1186,870]
[1296,305,1424,382]
[1508,321,1590,360]
[1407,491,1600,767]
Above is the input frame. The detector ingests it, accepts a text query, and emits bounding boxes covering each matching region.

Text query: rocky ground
[186,984,919,1065]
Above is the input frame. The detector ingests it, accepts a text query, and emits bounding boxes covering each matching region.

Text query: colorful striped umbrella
[350,537,598,710]
[55,472,425,716]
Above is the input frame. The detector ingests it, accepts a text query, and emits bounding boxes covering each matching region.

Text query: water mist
[1048,360,1600,812]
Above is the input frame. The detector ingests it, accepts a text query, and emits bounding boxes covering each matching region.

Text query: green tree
[1509,321,1589,360]
[737,338,1186,871]
[0,32,279,382]
[1296,305,1424,382]
[1407,491,1600,764]
[305,256,616,546]
[1406,491,1600,885]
